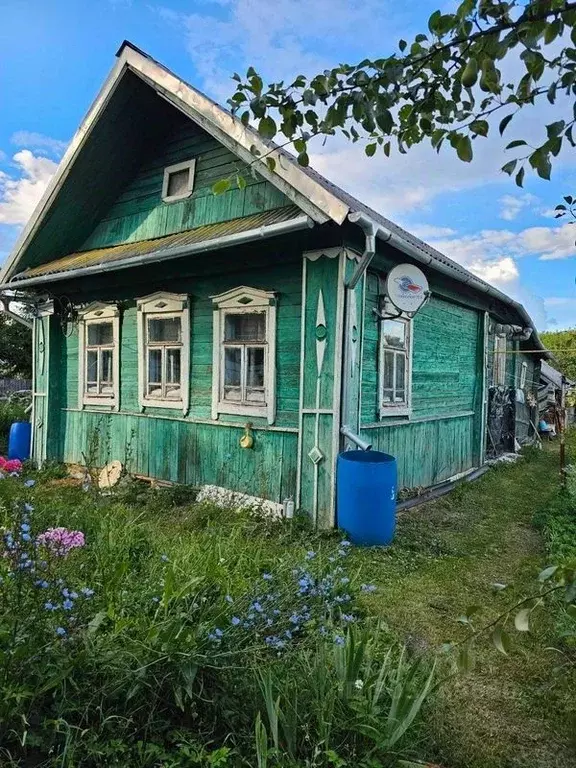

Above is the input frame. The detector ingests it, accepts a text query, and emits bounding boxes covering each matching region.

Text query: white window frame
[519,360,528,389]
[161,159,196,203]
[494,335,507,387]
[137,292,190,413]
[379,315,412,418]
[211,286,277,425]
[78,302,120,410]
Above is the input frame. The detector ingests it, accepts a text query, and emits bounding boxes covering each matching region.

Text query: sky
[0,0,574,331]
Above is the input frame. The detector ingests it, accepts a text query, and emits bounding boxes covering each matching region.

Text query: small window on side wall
[78,303,120,410]
[211,287,277,425]
[519,360,528,389]
[379,317,412,417]
[137,293,190,412]
[162,159,196,203]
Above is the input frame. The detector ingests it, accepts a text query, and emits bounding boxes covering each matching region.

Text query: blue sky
[0,0,574,330]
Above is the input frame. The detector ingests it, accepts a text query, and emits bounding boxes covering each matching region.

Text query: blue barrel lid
[339,450,395,464]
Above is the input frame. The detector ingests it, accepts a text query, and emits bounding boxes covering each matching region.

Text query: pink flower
[37,527,85,556]
[0,457,22,474]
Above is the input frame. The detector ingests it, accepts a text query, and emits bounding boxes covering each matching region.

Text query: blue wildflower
[151,597,160,603]
[69,591,78,600]
[285,630,293,640]
[62,588,70,598]
[341,614,355,623]
[24,480,35,488]
[214,628,223,638]
[252,601,264,613]
[319,625,328,637]
[20,523,30,532]
[35,579,49,588]
[55,627,66,637]
[44,601,54,611]
[305,551,316,560]
[273,608,280,616]
[225,594,233,604]
[360,583,377,593]
[289,613,300,624]
[81,587,94,597]
[340,577,350,585]
[21,533,31,542]
[231,616,241,626]
[262,573,273,581]
[338,549,348,557]
[24,503,33,513]
[334,635,346,646]
[340,540,352,548]
[160,554,169,562]
[266,618,274,627]
[63,599,74,611]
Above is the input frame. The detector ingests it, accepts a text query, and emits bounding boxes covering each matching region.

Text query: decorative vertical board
[341,259,365,443]
[32,314,49,465]
[297,250,345,527]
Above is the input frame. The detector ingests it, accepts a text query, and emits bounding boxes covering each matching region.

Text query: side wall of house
[359,269,484,491]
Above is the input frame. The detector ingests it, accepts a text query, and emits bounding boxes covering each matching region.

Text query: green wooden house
[0,42,549,525]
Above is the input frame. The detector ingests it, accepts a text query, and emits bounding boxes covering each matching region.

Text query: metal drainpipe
[340,425,372,451]
[345,212,384,289]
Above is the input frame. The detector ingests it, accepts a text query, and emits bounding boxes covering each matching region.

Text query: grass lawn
[1,437,575,767]
[355,437,576,768]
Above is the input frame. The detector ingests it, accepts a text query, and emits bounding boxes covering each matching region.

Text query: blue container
[8,421,31,462]
[337,450,397,546]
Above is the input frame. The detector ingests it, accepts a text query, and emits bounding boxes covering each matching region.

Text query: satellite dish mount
[375,264,431,321]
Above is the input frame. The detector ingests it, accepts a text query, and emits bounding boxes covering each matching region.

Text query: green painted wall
[54,258,302,503]
[359,270,482,490]
[361,272,480,424]
[82,116,292,250]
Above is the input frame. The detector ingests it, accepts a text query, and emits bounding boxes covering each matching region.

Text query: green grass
[350,438,576,768]
[1,439,575,767]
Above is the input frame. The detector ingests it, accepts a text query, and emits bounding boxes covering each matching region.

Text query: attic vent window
[162,159,196,203]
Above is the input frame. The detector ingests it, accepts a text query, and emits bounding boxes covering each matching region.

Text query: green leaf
[212,178,232,195]
[506,139,527,149]
[297,151,310,167]
[499,114,514,135]
[502,159,517,176]
[492,625,511,655]
[470,120,489,137]
[567,604,576,619]
[258,116,277,140]
[514,608,531,632]
[383,141,391,157]
[365,143,377,157]
[399,39,407,52]
[87,611,107,635]
[547,120,565,139]
[236,174,247,190]
[564,195,574,205]
[265,157,276,173]
[538,565,558,582]
[457,642,474,674]
[515,167,525,188]
[456,135,473,162]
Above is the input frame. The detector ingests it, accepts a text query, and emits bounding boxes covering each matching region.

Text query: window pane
[166,348,181,384]
[86,350,98,391]
[224,313,265,342]
[383,320,406,349]
[148,317,181,343]
[246,347,265,403]
[87,322,113,346]
[383,350,395,391]
[224,347,242,401]
[148,349,162,385]
[395,354,406,402]
[166,168,190,198]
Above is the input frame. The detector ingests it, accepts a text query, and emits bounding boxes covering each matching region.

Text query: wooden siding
[359,271,481,489]
[82,116,292,251]
[59,410,297,503]
[361,272,480,424]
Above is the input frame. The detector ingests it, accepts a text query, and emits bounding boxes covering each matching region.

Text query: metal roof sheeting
[12,206,302,280]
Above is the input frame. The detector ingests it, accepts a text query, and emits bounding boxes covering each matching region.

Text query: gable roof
[0,40,549,357]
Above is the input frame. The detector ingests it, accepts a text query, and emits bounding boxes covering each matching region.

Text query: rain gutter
[348,211,550,359]
[0,215,314,291]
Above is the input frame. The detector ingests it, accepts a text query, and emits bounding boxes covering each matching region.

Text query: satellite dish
[385,264,429,314]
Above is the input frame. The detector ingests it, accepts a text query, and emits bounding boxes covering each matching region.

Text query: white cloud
[11,131,67,158]
[0,150,58,226]
[498,193,538,221]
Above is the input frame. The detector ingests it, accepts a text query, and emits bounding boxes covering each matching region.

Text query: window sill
[379,407,411,419]
[82,398,117,410]
[216,401,270,420]
[141,398,185,410]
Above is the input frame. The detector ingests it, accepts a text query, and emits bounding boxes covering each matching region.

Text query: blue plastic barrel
[8,422,31,462]
[336,450,397,546]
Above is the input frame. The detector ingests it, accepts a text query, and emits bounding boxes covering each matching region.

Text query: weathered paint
[82,114,292,251]
[359,270,481,489]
